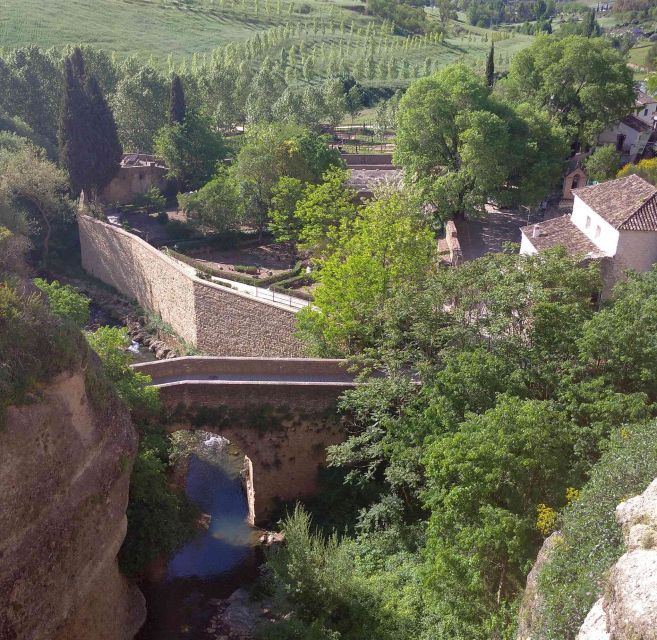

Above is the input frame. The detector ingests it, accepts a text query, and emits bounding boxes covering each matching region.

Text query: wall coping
[79,215,297,314]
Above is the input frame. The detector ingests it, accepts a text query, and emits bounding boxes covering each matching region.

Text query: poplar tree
[169,74,186,125]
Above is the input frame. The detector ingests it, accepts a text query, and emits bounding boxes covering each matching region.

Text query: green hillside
[0,0,532,81]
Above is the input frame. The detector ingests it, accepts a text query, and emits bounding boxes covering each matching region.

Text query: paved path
[209,274,309,311]
[149,373,356,386]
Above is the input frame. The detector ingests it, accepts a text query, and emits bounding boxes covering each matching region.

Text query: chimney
[532,224,541,238]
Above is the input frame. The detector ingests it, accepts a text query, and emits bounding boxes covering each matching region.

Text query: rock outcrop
[517,531,563,640]
[0,367,145,639]
[577,478,657,640]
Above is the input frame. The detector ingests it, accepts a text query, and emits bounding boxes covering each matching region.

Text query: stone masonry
[78,215,304,357]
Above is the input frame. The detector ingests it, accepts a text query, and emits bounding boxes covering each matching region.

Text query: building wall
[601,230,657,297]
[79,216,304,357]
[100,165,167,205]
[571,197,620,255]
[519,231,538,255]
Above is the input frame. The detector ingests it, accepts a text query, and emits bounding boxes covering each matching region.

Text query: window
[595,225,601,239]
[645,108,649,116]
[585,215,591,229]
[572,175,580,189]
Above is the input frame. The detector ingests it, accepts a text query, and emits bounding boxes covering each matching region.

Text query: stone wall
[79,215,304,357]
[0,368,145,640]
[101,164,167,205]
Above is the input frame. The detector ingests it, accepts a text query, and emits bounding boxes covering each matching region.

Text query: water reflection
[137,433,260,640]
[168,449,259,579]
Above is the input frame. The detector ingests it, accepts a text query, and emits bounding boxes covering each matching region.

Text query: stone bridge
[131,357,356,525]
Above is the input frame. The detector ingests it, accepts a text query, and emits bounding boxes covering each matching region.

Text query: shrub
[132,186,166,213]
[0,281,83,419]
[156,210,169,225]
[165,218,195,240]
[34,278,90,328]
[234,264,260,275]
[536,420,657,639]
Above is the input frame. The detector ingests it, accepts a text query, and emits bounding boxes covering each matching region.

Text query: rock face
[577,478,657,640]
[517,531,563,640]
[0,368,146,639]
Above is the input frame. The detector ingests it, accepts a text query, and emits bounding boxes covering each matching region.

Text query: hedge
[163,247,302,288]
[270,274,315,302]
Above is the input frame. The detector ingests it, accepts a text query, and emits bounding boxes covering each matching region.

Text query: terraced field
[0,0,532,79]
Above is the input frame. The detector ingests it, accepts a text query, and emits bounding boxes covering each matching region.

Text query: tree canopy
[394,64,567,220]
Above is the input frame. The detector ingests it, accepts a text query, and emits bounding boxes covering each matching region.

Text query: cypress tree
[486,42,495,88]
[86,75,122,197]
[59,48,122,198]
[169,74,186,125]
[59,56,93,195]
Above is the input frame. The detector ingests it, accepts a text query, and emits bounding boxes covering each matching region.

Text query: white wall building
[520,174,657,298]
[597,92,657,164]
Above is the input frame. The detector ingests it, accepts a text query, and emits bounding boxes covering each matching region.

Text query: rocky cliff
[577,478,657,640]
[0,367,145,639]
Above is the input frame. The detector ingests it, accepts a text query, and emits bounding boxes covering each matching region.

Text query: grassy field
[0,0,532,78]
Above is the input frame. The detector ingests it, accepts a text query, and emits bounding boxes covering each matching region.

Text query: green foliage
[585,146,621,183]
[259,505,397,640]
[423,396,576,638]
[617,157,657,184]
[131,186,166,214]
[33,278,90,328]
[299,189,435,355]
[501,35,635,145]
[536,421,657,639]
[155,109,225,190]
[119,431,198,577]
[394,64,568,220]
[268,176,306,242]
[85,326,160,418]
[0,280,84,416]
[179,167,241,232]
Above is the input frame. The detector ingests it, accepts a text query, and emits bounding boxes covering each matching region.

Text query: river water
[137,435,261,639]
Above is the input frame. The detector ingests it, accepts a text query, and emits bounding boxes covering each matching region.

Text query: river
[137,434,261,640]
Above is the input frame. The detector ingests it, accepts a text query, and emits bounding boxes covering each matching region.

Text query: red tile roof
[572,174,657,231]
[520,216,604,257]
[622,114,652,132]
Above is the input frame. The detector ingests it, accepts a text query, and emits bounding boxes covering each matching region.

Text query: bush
[33,278,90,328]
[165,218,195,240]
[536,420,657,639]
[0,280,84,419]
[156,210,169,225]
[234,264,260,275]
[131,186,166,213]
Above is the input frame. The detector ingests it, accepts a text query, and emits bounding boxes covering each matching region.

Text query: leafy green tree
[395,64,567,220]
[178,167,242,232]
[585,145,620,183]
[111,63,168,153]
[298,190,435,355]
[155,109,225,190]
[294,167,358,256]
[232,124,342,236]
[33,278,90,327]
[0,144,73,266]
[423,396,576,639]
[322,78,348,129]
[346,84,364,126]
[268,176,306,241]
[501,35,634,145]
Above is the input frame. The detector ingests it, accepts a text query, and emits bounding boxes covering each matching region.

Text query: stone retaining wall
[78,216,304,357]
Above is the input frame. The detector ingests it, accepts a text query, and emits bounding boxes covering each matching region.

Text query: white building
[597,91,657,164]
[520,174,657,298]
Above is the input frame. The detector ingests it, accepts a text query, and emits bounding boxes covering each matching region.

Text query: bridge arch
[132,357,355,525]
